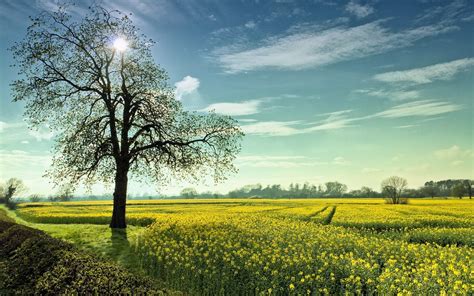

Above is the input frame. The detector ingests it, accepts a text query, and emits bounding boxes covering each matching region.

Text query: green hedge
[0,218,172,295]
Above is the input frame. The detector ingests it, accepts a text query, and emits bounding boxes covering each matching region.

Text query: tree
[463,180,473,199]
[180,188,197,199]
[381,176,407,204]
[0,178,27,204]
[29,194,41,202]
[324,181,348,197]
[11,5,243,228]
[56,184,75,202]
[451,184,466,199]
[360,186,378,197]
[422,181,439,198]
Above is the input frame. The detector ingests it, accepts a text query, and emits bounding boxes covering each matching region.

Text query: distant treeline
[10,178,473,202]
[171,179,473,199]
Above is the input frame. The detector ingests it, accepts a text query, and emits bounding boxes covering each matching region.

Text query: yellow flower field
[16,198,474,295]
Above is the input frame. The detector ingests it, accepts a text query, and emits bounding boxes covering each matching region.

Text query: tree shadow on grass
[106,228,148,275]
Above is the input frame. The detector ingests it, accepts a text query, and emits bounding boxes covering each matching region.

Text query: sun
[113,37,128,52]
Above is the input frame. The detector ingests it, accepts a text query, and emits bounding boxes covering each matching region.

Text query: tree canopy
[11,5,243,227]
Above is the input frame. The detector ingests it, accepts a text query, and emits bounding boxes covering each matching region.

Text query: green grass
[0,214,170,294]
[1,205,148,276]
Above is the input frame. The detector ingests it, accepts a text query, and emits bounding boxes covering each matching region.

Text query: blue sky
[0,0,473,195]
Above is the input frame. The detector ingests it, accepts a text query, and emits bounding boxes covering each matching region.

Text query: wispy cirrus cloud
[0,149,51,169]
[241,99,461,137]
[237,155,321,168]
[213,20,456,73]
[241,121,302,136]
[201,100,262,116]
[373,58,474,85]
[415,0,471,25]
[354,89,420,101]
[201,94,301,116]
[345,1,375,19]
[374,100,462,118]
[306,110,358,131]
[361,167,382,173]
[333,156,350,166]
[237,155,336,168]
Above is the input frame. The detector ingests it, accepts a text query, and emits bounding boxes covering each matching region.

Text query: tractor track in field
[307,206,329,218]
[322,206,337,225]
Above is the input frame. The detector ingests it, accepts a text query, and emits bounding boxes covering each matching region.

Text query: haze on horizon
[0,0,473,196]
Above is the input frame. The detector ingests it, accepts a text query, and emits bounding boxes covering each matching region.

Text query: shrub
[0,220,168,295]
[0,225,45,256]
[35,252,163,295]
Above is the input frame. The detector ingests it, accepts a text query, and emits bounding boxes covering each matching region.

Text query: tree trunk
[110,165,129,229]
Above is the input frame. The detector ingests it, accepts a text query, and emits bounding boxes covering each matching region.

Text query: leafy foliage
[0,218,169,294]
[11,4,242,227]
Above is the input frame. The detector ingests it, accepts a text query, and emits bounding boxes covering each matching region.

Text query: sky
[0,0,473,196]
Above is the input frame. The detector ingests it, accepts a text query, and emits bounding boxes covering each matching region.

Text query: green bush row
[0,218,171,295]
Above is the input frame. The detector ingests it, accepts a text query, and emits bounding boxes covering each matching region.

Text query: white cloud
[333,156,350,166]
[416,0,470,25]
[345,1,374,19]
[307,110,359,131]
[434,145,473,160]
[174,76,200,100]
[241,111,360,137]
[244,21,256,29]
[394,124,419,129]
[241,99,461,137]
[241,121,302,136]
[362,167,381,173]
[237,155,319,168]
[237,155,329,168]
[214,20,455,73]
[434,145,473,167]
[373,58,474,84]
[21,140,29,144]
[28,127,53,141]
[374,100,462,118]
[0,150,51,169]
[202,100,262,116]
[208,14,217,21]
[355,89,420,101]
[0,121,7,133]
[0,121,24,133]
[238,155,307,162]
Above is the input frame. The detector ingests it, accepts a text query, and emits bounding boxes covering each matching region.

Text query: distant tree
[360,186,378,197]
[11,5,242,228]
[181,188,198,199]
[381,176,407,204]
[463,180,473,199]
[422,181,439,198]
[404,188,424,198]
[56,184,75,202]
[452,184,466,199]
[29,194,41,202]
[0,178,27,204]
[324,181,348,197]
